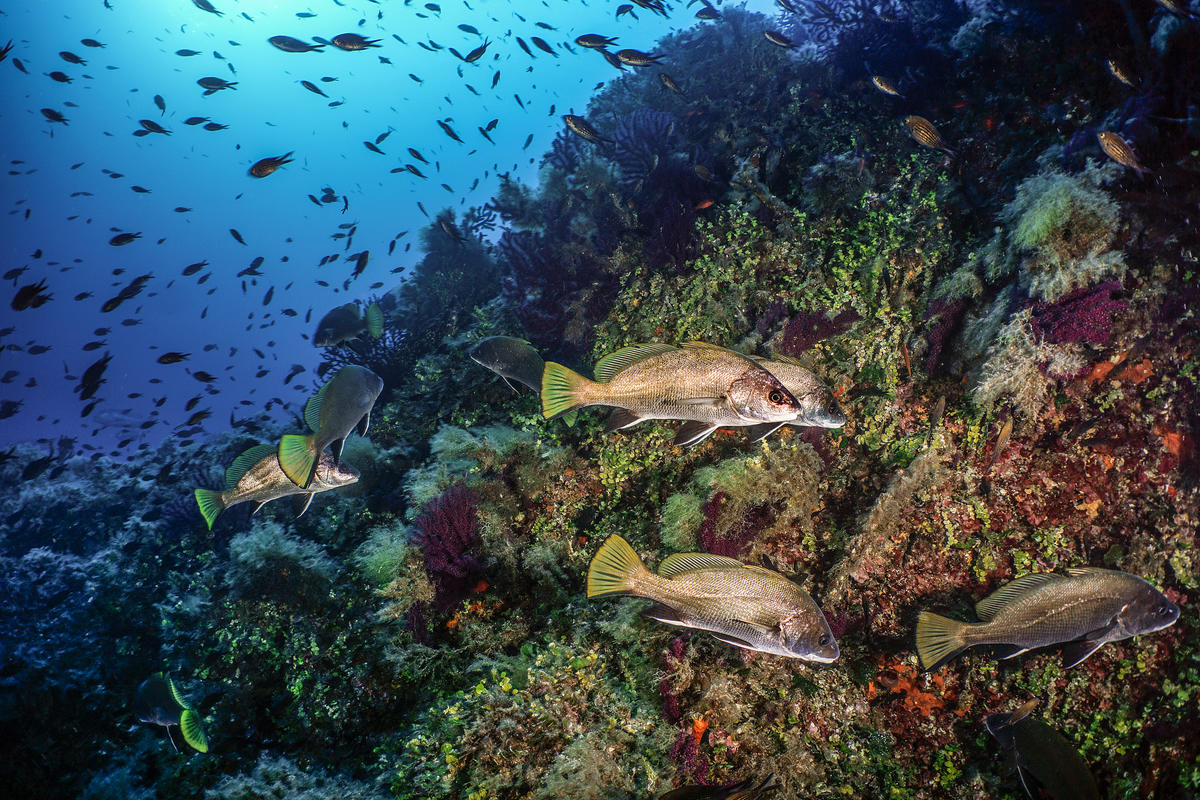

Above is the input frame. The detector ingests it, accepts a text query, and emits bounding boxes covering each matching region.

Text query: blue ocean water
[1,0,772,451]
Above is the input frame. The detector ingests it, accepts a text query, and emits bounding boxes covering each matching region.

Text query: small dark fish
[153,94,166,115]
[437,119,463,143]
[331,33,380,51]
[249,152,293,177]
[134,674,208,753]
[463,39,490,62]
[469,336,545,392]
[563,114,611,145]
[363,141,385,155]
[12,279,52,311]
[1096,131,1150,176]
[109,232,141,246]
[659,73,683,95]
[871,75,903,97]
[985,700,1098,800]
[575,34,618,49]
[516,37,534,57]
[904,115,954,155]
[229,228,246,245]
[184,116,209,125]
[176,49,202,57]
[47,71,72,83]
[81,38,105,48]
[695,4,721,20]
[531,36,556,56]
[616,4,634,18]
[197,76,237,92]
[764,31,794,48]
[300,80,327,97]
[139,119,170,134]
[192,0,223,16]
[41,108,69,125]
[203,122,228,131]
[615,48,661,66]
[59,50,86,65]
[157,352,189,364]
[269,35,324,53]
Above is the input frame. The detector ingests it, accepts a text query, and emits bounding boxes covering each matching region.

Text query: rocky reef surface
[3,2,1199,798]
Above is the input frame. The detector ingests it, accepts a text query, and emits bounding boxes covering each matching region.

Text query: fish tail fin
[365,302,384,338]
[915,611,969,671]
[587,534,647,598]
[193,488,225,530]
[541,361,591,419]
[278,434,318,488]
[179,708,208,753]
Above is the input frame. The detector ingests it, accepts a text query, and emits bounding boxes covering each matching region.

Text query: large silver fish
[587,534,839,662]
[193,443,359,529]
[542,342,803,432]
[916,567,1179,670]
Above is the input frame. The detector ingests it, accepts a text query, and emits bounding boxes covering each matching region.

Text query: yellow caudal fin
[541,361,591,419]
[915,611,969,671]
[193,488,225,531]
[277,434,318,488]
[587,534,647,598]
[179,708,208,753]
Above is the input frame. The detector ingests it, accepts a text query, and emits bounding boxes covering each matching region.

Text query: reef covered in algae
[3,1,1199,798]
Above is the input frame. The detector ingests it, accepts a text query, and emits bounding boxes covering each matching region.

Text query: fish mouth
[807,409,846,428]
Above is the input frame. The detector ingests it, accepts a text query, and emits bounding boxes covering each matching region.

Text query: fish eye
[768,390,784,404]
[818,634,831,646]
[1157,604,1175,617]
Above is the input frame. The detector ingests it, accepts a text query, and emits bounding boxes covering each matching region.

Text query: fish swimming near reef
[193,443,359,529]
[1096,131,1151,176]
[541,342,804,437]
[278,365,383,488]
[468,335,545,392]
[588,535,839,661]
[915,567,1179,671]
[871,75,903,97]
[562,114,611,145]
[134,673,208,753]
[985,699,1099,800]
[715,357,844,447]
[904,115,954,155]
[312,301,383,347]
[659,775,778,799]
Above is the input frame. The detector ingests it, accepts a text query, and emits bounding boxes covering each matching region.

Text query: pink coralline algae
[411,485,485,611]
[778,308,860,358]
[922,297,970,374]
[1031,281,1126,345]
[698,492,773,558]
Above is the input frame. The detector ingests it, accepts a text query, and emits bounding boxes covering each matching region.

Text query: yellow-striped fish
[1096,131,1151,176]
[904,115,954,155]
[871,75,903,97]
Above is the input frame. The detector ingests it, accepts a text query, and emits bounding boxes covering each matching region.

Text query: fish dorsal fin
[594,343,677,382]
[975,573,1065,621]
[658,552,745,578]
[224,444,276,488]
[1065,566,1114,578]
[303,383,328,432]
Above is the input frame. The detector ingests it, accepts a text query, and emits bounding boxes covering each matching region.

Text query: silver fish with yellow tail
[587,534,839,662]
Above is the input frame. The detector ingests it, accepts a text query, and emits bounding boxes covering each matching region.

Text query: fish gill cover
[1,0,1199,798]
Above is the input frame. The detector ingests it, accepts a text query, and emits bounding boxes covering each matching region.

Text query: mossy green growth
[379,637,668,799]
[225,520,336,600]
[205,753,389,800]
[995,160,1125,301]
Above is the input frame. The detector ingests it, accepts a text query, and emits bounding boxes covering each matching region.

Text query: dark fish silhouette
[269,35,324,53]
[331,33,380,50]
[249,152,293,177]
[985,700,1098,800]
[468,336,545,392]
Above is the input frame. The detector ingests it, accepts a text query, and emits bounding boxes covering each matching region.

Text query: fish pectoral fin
[356,409,371,438]
[990,644,1029,661]
[709,632,756,651]
[675,396,725,407]
[606,408,645,431]
[1059,637,1108,669]
[164,724,182,753]
[673,421,717,448]
[744,422,784,443]
[640,603,686,626]
[293,493,315,518]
